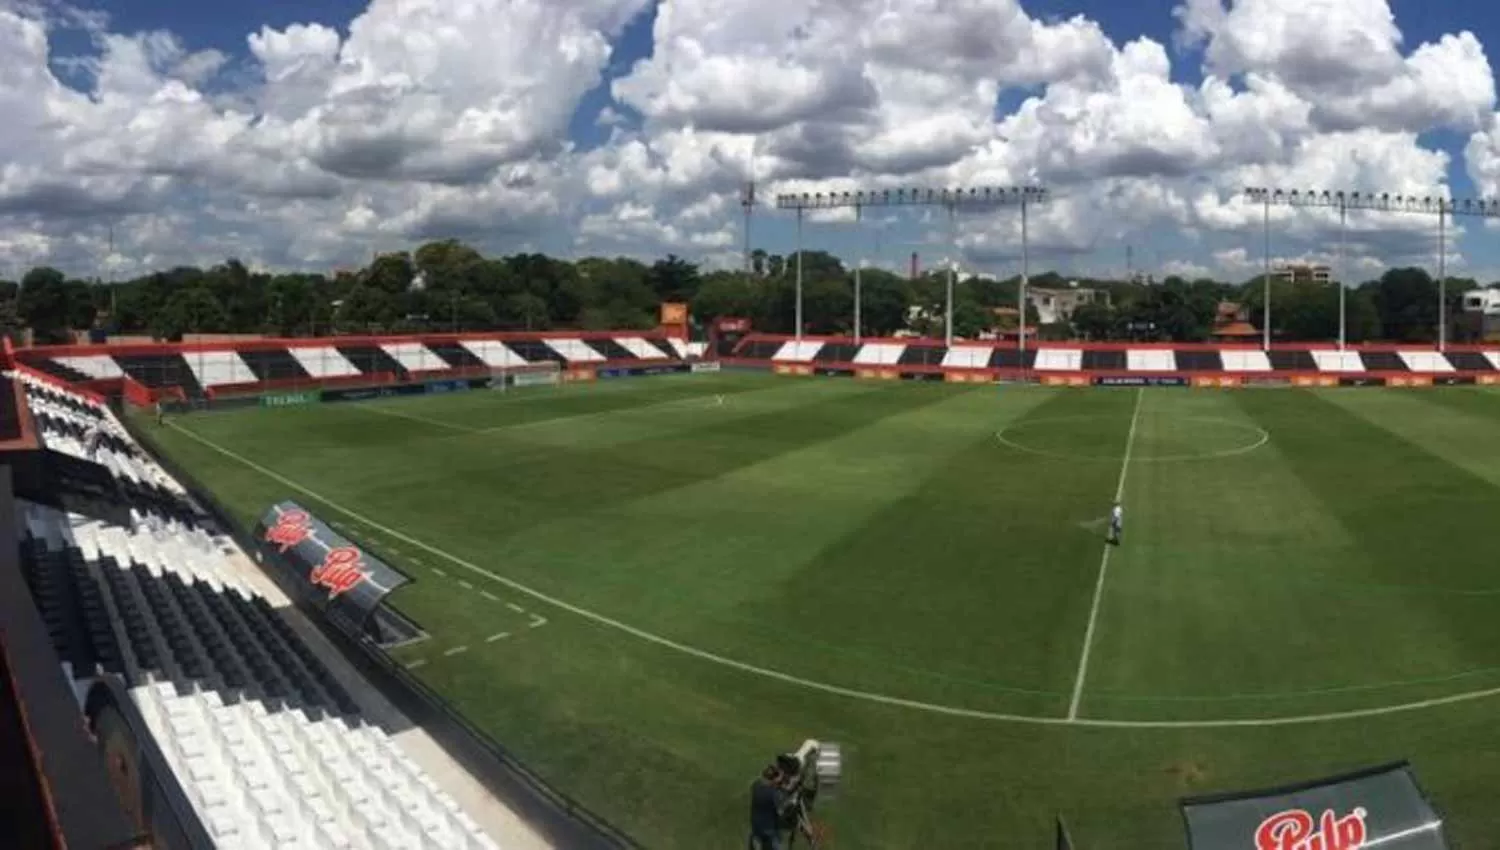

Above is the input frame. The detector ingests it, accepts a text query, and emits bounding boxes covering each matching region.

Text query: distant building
[1271,263,1332,284]
[1211,301,1260,342]
[1026,284,1107,325]
[1459,288,1500,342]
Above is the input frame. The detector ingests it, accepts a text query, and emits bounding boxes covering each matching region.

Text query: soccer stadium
[2,328,1499,849]
[13,0,1500,848]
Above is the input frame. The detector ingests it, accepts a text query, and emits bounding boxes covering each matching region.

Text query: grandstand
[0,363,634,847]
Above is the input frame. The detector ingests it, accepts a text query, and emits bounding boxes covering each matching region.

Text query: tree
[504,292,549,330]
[1369,268,1439,342]
[151,286,228,341]
[646,255,702,302]
[1071,302,1116,340]
[693,273,761,321]
[857,270,911,337]
[19,267,75,344]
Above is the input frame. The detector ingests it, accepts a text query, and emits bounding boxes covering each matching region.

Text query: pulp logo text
[1255,807,1368,850]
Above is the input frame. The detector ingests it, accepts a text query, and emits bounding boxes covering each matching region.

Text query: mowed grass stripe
[375,382,997,630]
[1158,389,1500,715]
[135,383,1500,850]
[1078,389,1500,720]
[1083,390,1352,708]
[175,377,882,544]
[707,388,1136,716]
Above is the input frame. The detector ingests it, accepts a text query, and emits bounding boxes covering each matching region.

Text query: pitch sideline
[1066,387,1142,719]
[162,416,1500,730]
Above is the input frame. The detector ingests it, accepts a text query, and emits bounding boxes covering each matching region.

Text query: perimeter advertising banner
[1093,375,1189,387]
[1180,762,1448,850]
[253,501,411,627]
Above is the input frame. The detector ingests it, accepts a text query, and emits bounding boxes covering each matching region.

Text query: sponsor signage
[1181,762,1448,850]
[774,364,814,376]
[900,371,943,382]
[691,361,722,374]
[944,371,992,384]
[260,390,320,408]
[1432,375,1475,386]
[817,367,854,377]
[1244,377,1292,387]
[253,502,410,627]
[1338,376,1386,387]
[660,302,688,325]
[1093,375,1188,387]
[423,379,471,394]
[563,368,597,383]
[321,383,426,403]
[510,370,561,388]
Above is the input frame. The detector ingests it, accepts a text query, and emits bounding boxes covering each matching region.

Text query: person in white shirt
[1108,502,1123,545]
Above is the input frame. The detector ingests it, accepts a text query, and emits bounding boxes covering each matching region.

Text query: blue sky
[20,0,1500,283]
[87,0,1492,192]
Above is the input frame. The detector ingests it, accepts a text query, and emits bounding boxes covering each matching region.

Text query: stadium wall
[118,413,641,850]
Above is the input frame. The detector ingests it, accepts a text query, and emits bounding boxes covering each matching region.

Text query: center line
[1067,386,1143,721]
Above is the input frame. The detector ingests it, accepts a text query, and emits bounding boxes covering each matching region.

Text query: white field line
[165,416,1500,729]
[1067,387,1143,721]
[485,632,511,643]
[480,590,500,602]
[405,659,427,670]
[457,580,473,590]
[442,645,469,657]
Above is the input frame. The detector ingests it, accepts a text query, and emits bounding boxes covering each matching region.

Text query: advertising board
[321,383,426,403]
[423,379,470,394]
[510,370,562,388]
[260,390,320,408]
[1338,376,1387,387]
[691,361,722,374]
[1093,375,1188,387]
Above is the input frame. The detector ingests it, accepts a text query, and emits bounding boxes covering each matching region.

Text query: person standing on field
[1108,501,1123,546]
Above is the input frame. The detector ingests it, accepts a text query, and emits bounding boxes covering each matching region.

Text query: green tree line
[0,238,1489,344]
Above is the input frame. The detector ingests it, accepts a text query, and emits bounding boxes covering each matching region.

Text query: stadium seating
[8,374,503,849]
[725,336,1500,382]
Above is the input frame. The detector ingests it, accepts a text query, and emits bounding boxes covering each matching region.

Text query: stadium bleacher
[7,371,512,849]
[724,336,1500,382]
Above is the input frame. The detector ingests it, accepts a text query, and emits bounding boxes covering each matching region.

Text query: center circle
[996,414,1270,462]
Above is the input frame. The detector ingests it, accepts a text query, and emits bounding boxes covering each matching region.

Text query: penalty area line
[1067,387,1142,721]
[161,417,1500,730]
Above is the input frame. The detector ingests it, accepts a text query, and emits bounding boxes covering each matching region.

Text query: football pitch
[140,372,1500,847]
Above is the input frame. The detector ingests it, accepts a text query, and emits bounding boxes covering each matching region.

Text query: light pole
[1243,188,1500,350]
[776,186,1048,345]
[854,205,863,343]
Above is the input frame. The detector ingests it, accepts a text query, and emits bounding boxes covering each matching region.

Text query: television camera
[770,739,842,847]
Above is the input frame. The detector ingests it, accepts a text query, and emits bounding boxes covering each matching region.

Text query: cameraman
[748,763,789,850]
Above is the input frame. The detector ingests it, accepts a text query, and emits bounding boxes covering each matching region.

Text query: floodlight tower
[1244,188,1500,351]
[741,138,759,278]
[774,186,1048,345]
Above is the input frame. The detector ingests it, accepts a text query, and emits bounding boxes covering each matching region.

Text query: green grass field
[138,373,1500,847]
